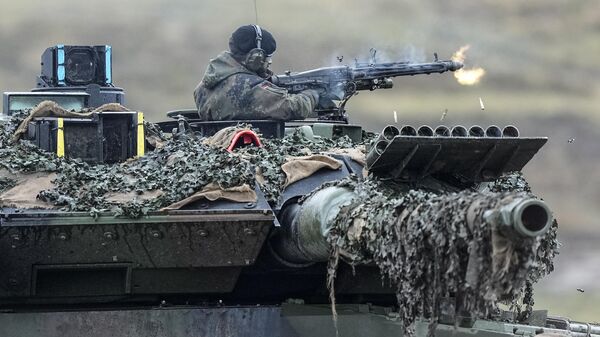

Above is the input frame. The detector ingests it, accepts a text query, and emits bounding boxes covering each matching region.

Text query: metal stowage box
[26,111,143,163]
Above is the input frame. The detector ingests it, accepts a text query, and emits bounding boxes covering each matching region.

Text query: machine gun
[271,51,463,122]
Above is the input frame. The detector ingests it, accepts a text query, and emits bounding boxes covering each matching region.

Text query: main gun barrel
[273,186,552,264]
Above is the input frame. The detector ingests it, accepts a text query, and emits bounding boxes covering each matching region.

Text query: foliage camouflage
[1,111,559,330]
[324,174,558,334]
[0,111,59,175]
[0,112,357,216]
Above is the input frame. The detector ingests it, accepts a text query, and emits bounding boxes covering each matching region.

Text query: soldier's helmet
[228,25,277,57]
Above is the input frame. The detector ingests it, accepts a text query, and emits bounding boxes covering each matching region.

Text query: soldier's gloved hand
[260,68,274,80]
[317,96,337,110]
[309,87,337,110]
[301,89,320,107]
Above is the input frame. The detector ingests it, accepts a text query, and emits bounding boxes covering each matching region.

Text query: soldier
[194,25,320,121]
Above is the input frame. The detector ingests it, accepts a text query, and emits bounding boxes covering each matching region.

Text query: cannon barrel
[273,187,355,264]
[274,187,553,264]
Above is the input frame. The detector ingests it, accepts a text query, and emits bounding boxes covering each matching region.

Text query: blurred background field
[1,0,599,321]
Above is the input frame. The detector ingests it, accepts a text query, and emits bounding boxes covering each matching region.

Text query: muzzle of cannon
[480,198,552,237]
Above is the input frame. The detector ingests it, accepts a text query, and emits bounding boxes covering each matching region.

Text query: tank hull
[0,304,590,337]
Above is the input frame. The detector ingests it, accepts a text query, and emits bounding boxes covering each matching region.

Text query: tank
[0,46,596,337]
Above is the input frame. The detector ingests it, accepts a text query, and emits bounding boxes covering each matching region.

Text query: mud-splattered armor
[194,52,318,121]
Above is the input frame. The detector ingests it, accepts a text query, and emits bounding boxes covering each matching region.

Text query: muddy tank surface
[0,45,597,337]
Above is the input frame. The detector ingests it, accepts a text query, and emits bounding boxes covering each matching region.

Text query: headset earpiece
[245,48,267,73]
[245,25,267,73]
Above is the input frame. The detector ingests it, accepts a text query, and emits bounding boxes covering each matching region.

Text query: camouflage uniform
[194,52,318,121]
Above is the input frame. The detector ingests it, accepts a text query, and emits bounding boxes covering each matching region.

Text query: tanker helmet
[229,25,276,74]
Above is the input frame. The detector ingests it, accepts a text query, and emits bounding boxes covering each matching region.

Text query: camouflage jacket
[194,52,318,121]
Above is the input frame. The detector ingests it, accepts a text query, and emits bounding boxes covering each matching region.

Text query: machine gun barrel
[273,186,552,264]
[351,60,463,79]
[271,60,463,98]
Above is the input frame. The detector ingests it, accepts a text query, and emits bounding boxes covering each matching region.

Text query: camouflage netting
[0,111,59,173]
[1,105,559,331]
[324,174,558,334]
[0,108,359,217]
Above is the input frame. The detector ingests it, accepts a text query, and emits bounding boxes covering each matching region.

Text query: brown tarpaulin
[163,154,342,209]
[203,126,251,149]
[282,154,342,188]
[11,101,130,143]
[0,172,57,209]
[161,183,256,210]
[326,146,366,166]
